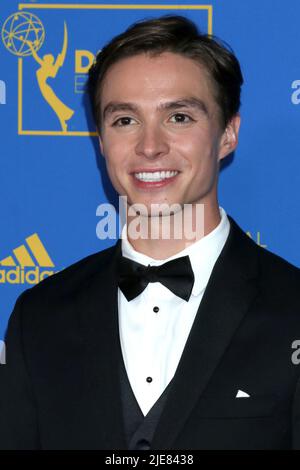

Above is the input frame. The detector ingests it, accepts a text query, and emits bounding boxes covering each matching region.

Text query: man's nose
[134,124,169,160]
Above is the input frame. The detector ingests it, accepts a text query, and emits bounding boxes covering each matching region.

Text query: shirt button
[146,376,153,383]
[153,306,159,313]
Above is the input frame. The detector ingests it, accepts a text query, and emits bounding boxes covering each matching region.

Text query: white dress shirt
[118,207,230,416]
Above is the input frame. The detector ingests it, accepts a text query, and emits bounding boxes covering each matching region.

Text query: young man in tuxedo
[1,15,300,450]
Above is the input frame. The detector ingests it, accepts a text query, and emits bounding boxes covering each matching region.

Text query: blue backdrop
[1,0,300,340]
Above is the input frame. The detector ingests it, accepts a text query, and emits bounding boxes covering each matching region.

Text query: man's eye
[169,113,194,124]
[112,117,136,126]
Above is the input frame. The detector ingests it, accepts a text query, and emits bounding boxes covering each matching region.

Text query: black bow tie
[117,255,195,302]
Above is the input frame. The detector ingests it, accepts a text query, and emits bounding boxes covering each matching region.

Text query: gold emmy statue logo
[26,22,74,132]
[2,12,74,132]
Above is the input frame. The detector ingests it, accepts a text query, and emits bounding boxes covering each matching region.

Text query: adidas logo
[0,233,59,284]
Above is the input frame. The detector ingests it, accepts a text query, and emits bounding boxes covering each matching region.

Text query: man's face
[99,52,240,214]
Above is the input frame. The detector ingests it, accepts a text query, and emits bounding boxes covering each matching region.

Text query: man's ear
[218,114,241,161]
[99,136,104,156]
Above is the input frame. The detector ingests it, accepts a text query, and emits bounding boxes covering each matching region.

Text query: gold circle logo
[2,11,45,57]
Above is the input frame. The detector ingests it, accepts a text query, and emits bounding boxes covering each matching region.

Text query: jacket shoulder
[229,216,300,298]
[256,239,300,286]
[20,242,119,301]
[243,228,300,307]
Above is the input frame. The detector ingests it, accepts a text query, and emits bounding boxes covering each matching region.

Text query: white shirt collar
[121,207,230,297]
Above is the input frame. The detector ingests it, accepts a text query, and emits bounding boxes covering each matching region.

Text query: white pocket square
[236,389,250,398]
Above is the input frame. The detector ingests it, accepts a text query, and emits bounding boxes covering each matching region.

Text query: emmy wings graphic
[2,11,74,134]
[26,22,74,133]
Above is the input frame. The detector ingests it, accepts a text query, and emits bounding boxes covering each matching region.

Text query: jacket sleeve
[0,292,40,449]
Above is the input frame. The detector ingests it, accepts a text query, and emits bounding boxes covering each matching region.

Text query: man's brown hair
[87,15,243,131]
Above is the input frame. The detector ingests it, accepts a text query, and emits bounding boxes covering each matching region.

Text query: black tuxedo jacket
[1,217,300,450]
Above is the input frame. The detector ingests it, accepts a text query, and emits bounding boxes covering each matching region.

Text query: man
[1,15,300,450]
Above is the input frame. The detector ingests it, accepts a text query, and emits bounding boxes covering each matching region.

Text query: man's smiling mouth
[134,170,179,182]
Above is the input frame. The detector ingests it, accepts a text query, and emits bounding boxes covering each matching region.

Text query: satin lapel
[151,218,260,450]
[77,240,127,449]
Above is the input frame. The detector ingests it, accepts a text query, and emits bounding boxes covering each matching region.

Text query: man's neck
[125,204,221,260]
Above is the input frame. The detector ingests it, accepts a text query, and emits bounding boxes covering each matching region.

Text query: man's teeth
[134,170,178,182]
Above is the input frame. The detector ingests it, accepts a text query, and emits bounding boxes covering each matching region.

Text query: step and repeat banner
[1,0,300,341]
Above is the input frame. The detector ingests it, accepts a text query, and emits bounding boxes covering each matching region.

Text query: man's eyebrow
[160,98,209,115]
[102,97,209,121]
[103,102,138,120]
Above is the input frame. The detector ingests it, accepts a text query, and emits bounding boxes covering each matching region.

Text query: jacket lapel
[152,218,260,449]
[77,240,127,449]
